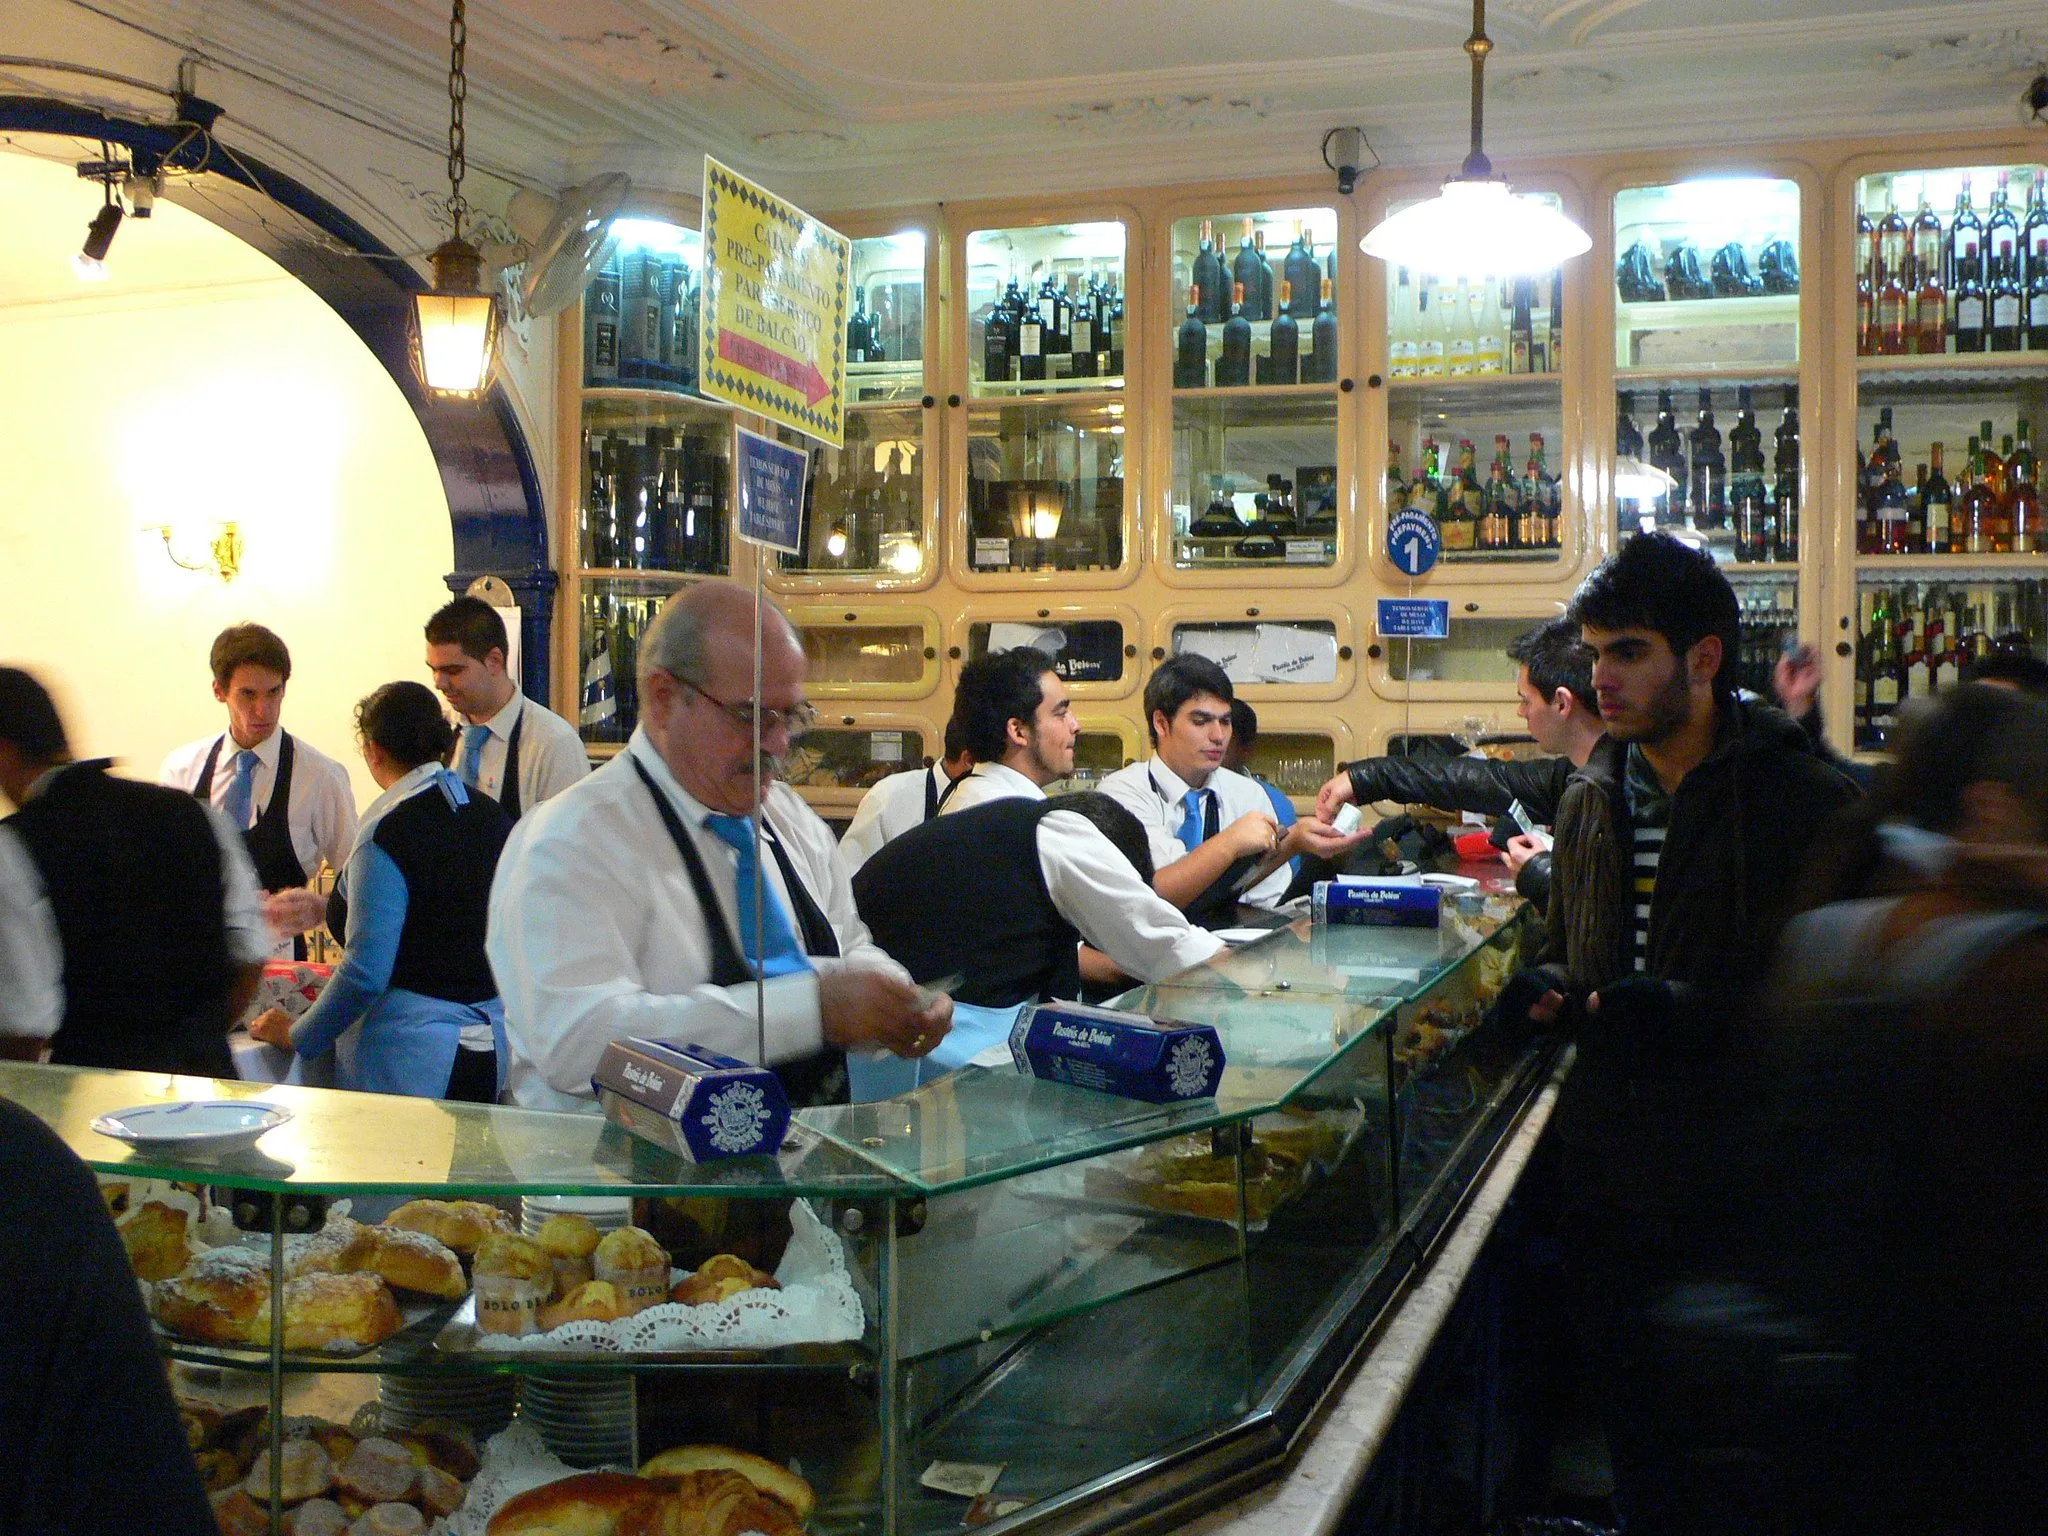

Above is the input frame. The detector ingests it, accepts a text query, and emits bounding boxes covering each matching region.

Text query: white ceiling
[3,0,2045,244]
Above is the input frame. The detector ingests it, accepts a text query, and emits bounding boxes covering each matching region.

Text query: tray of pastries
[470,1442,813,1535]
[1071,1105,1357,1229]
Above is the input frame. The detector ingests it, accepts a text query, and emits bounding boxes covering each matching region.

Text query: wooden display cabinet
[1152,599,1358,704]
[788,604,943,700]
[951,602,1145,703]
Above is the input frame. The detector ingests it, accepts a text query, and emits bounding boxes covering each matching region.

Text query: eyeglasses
[667,672,818,740]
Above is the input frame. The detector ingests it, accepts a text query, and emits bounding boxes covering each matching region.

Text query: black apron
[193,732,308,958]
[632,760,847,1106]
[1152,767,1261,930]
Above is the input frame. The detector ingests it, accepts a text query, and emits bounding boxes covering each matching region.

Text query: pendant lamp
[1359,0,1591,279]
[408,0,501,398]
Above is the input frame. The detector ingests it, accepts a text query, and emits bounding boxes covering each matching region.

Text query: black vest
[853,797,1080,1009]
[9,762,237,1077]
[364,782,511,1003]
[191,732,308,892]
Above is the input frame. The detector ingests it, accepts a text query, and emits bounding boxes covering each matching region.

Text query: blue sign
[733,425,811,555]
[1386,508,1441,577]
[1376,598,1451,640]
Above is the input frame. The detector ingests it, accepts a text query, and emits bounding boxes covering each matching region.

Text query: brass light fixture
[145,520,243,582]
[407,0,501,397]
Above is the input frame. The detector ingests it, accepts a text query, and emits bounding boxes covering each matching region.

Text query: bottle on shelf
[1988,171,2021,285]
[1285,225,1320,319]
[1546,271,1564,374]
[1983,423,2007,499]
[582,435,614,567]
[1617,391,1645,459]
[1649,389,1686,526]
[2009,419,2040,554]
[1038,267,1070,363]
[1913,236,1948,356]
[1508,278,1535,374]
[1269,279,1300,385]
[1909,191,1944,294]
[847,286,869,364]
[1954,229,1989,353]
[585,250,622,386]
[2030,220,2048,349]
[1950,176,1985,330]
[1773,389,1801,562]
[1445,280,1477,377]
[1857,191,1878,356]
[1389,270,1417,379]
[984,280,1015,384]
[1233,220,1270,322]
[1307,277,1338,384]
[1924,442,1954,555]
[1193,220,1228,324]
[1105,274,1126,377]
[1869,587,1901,746]
[1473,282,1505,375]
[1688,388,1727,530]
[1217,283,1253,387]
[1482,440,1515,551]
[1422,282,1451,378]
[2024,171,2048,273]
[1730,387,1769,563]
[1909,462,1929,553]
[1990,242,2024,351]
[1069,277,1097,379]
[1877,248,1911,356]
[1959,437,1997,554]
[1452,438,1486,552]
[1528,432,1561,550]
[1871,452,1911,556]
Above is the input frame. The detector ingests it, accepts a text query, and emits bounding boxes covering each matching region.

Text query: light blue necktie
[1176,788,1211,854]
[459,724,492,788]
[222,748,260,830]
[701,814,814,979]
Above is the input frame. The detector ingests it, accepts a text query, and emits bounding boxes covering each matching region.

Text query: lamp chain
[445,0,468,239]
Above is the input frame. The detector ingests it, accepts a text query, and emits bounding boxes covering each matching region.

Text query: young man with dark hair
[835,715,975,879]
[1101,654,1365,924]
[855,789,1223,1009]
[159,623,356,954]
[0,667,271,1072]
[425,595,588,822]
[939,647,1079,814]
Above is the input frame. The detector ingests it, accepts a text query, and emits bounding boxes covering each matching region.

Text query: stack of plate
[377,1373,518,1438]
[519,1372,637,1468]
[520,1195,633,1237]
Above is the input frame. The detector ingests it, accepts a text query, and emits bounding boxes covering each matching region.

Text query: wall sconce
[145,520,243,582]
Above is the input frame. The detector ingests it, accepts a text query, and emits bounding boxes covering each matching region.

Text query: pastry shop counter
[3,880,1551,1536]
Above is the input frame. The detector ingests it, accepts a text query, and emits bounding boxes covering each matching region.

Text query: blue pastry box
[1311,879,1443,928]
[592,1038,791,1162]
[1009,1002,1226,1104]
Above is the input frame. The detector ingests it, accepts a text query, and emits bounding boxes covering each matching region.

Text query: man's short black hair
[0,668,69,762]
[1144,654,1235,745]
[1228,699,1259,747]
[425,596,510,666]
[1960,651,2048,697]
[1046,791,1153,884]
[1506,617,1595,711]
[1567,532,1740,697]
[941,714,970,764]
[955,648,1055,762]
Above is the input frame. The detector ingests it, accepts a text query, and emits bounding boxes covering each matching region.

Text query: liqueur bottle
[1232,220,1270,322]
[1193,220,1228,323]
[1982,423,2006,500]
[2008,419,2040,554]
[1306,277,1339,383]
[1015,278,1046,382]
[1068,276,1097,378]
[1473,281,1505,375]
[1284,225,1320,319]
[1389,270,1417,378]
[1268,279,1300,384]
[1216,283,1253,387]
[1990,242,2024,351]
[1923,442,1954,555]
[1688,388,1726,529]
[1870,453,1911,556]
[1415,284,1446,377]
[1958,438,1997,554]
[1773,390,1801,562]
[1530,433,1562,549]
[1508,278,1535,374]
[1648,389,1686,525]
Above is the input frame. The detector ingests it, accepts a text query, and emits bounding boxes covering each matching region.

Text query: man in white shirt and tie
[937,648,1081,815]
[158,624,357,954]
[425,596,590,821]
[1100,654,1367,927]
[487,581,950,1112]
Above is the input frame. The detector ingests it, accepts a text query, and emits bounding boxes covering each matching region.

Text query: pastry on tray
[536,1212,602,1297]
[1086,1135,1308,1224]
[119,1199,194,1282]
[592,1226,671,1316]
[153,1248,403,1352]
[483,1447,815,1535]
[472,1233,552,1337]
[639,1445,815,1522]
[538,1279,626,1331]
[669,1252,779,1307]
[379,1198,514,1257]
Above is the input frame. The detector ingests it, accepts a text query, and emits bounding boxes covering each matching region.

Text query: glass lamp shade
[1614,454,1677,501]
[408,239,502,398]
[1361,177,1590,279]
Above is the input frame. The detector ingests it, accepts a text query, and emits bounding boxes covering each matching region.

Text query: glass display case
[584,219,705,396]
[1612,380,1803,567]
[788,606,940,699]
[33,887,1546,1536]
[846,231,927,403]
[1173,393,1341,569]
[964,397,1126,574]
[1613,175,1802,371]
[1854,574,2048,750]
[1168,614,1350,694]
[961,611,1136,694]
[1849,386,2046,559]
[1388,380,1567,568]
[1851,163,2046,360]
[578,396,731,575]
[1046,713,1144,793]
[1235,725,1344,807]
[967,220,1127,398]
[1384,194,1568,383]
[782,715,933,808]
[1372,614,1530,692]
[571,577,674,747]
[1169,208,1339,390]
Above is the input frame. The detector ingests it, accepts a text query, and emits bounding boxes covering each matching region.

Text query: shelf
[1387,372,1560,392]
[1854,354,2048,387]
[1614,365,1799,386]
[1616,294,1800,330]
[1172,382,1339,402]
[1722,562,1802,578]
[576,567,699,583]
[1854,555,2048,574]
[1439,548,1563,564]
[973,375,1127,400]
[581,387,730,409]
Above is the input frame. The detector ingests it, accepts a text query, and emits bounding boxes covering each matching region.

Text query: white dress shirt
[487,728,912,1112]
[1099,758,1292,908]
[939,761,1046,814]
[160,727,358,884]
[836,763,951,880]
[455,691,590,813]
[0,768,272,1041]
[1032,811,1226,981]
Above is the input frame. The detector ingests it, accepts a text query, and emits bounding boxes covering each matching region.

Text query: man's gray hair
[637,581,796,691]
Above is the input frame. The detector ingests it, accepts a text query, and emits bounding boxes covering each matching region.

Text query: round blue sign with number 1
[1387,509,1440,577]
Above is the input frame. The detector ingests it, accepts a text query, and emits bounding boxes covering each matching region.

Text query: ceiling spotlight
[74,199,123,282]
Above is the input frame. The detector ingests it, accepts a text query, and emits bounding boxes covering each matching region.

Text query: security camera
[1323,127,1370,196]
[2027,73,2048,126]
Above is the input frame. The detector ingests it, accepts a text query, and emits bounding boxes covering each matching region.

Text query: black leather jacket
[1343,750,1573,907]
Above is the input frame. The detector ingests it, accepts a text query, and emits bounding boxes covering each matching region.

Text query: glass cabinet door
[968,221,1126,397]
[846,230,927,402]
[1852,163,2046,361]
[1612,380,1803,567]
[1169,208,1339,390]
[1613,175,1801,370]
[584,218,706,395]
[579,395,731,575]
[1045,714,1143,793]
[571,578,675,746]
[1384,196,1568,384]
[963,612,1136,694]
[1173,393,1341,570]
[1854,575,2047,752]
[964,397,1126,574]
[1388,381,1567,568]
[783,718,931,798]
[790,606,940,698]
[1167,616,1350,695]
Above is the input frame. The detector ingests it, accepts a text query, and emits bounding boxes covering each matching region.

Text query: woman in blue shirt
[250,682,512,1100]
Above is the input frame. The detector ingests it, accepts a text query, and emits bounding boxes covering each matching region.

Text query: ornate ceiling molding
[1876,26,2048,78]
[560,26,736,93]
[1049,93,1277,137]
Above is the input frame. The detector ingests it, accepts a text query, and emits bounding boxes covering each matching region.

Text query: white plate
[1212,928,1274,945]
[91,1099,292,1150]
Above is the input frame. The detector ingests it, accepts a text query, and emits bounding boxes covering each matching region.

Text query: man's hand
[1772,643,1822,722]
[1530,990,1565,1026]
[1221,810,1281,859]
[1315,771,1356,824]
[247,1006,296,1049]
[818,969,954,1059]
[1501,833,1545,876]
[1282,817,1374,862]
[264,886,330,940]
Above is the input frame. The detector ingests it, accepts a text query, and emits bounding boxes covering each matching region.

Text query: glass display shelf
[1614,382,1802,568]
[1044,722,1140,793]
[779,407,928,581]
[790,608,938,696]
[964,397,1126,574]
[1173,391,1339,570]
[965,616,1131,687]
[582,218,704,395]
[1853,574,2048,752]
[967,220,1127,397]
[1853,373,2045,560]
[1731,571,1799,699]
[578,395,732,575]
[1243,732,1337,801]
[573,576,681,747]
[1171,618,1342,689]
[1385,192,1567,382]
[1380,615,1531,687]
[1170,207,1339,391]
[1389,377,1565,565]
[783,722,929,796]
[846,230,926,404]
[1853,163,2047,360]
[1614,176,1801,370]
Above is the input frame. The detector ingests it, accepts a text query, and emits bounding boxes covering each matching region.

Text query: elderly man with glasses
[487,581,950,1111]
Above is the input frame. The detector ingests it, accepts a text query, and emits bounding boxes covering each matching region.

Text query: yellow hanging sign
[698,157,850,446]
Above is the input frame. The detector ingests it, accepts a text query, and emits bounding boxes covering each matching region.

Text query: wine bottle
[1233,220,1270,322]
[1982,423,2006,499]
[1105,276,1126,377]
[1951,177,1985,331]
[1689,388,1726,530]
[1217,282,1253,387]
[1730,387,1766,563]
[1990,241,2023,351]
[2023,172,2048,285]
[583,435,613,566]
[1649,389,1686,525]
[1389,269,1417,378]
[1988,171,2021,284]
[1774,389,1801,561]
[1174,283,1209,389]
[1037,268,1069,360]
[1878,187,1909,291]
[1910,192,1944,291]
[1924,442,1954,555]
[1877,253,1910,356]
[1857,192,1878,355]
[847,285,869,364]
[1617,391,1645,459]
[1193,220,1228,323]
[1069,277,1097,378]
[2029,223,2048,350]
[1254,229,1275,318]
[1959,438,1996,554]
[1268,279,1300,384]
[1016,281,1046,383]
[1545,271,1564,374]
[984,280,1015,384]
[1307,277,1338,383]
[585,250,621,386]
[1284,225,1319,319]
[1508,278,1534,374]
[2008,418,2040,554]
